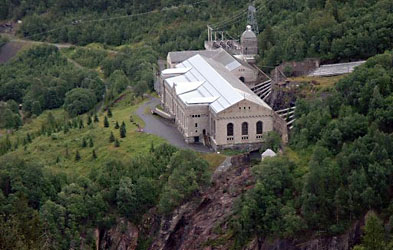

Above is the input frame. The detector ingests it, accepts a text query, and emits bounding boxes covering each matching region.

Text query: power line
[213,11,248,30]
[25,0,210,39]
[210,8,248,30]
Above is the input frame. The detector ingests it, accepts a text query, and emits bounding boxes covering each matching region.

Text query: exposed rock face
[149,154,253,250]
[99,219,139,250]
[147,153,363,250]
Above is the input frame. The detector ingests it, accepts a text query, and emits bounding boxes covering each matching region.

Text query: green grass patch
[2,93,165,177]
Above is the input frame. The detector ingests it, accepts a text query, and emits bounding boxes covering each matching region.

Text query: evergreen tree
[92,149,97,159]
[75,150,81,161]
[26,133,32,143]
[63,124,69,134]
[107,108,112,118]
[150,141,155,153]
[72,119,78,128]
[115,121,120,129]
[65,145,69,158]
[109,132,115,142]
[114,138,120,147]
[104,116,109,127]
[94,114,99,123]
[56,156,60,163]
[120,122,126,138]
[361,212,386,250]
[87,116,92,125]
[79,119,84,129]
[31,101,42,116]
[89,138,94,147]
[82,138,87,148]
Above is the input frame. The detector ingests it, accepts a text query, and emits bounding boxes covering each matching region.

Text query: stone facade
[160,67,275,151]
[211,99,273,151]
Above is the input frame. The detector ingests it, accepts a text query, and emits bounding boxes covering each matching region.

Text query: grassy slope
[3,92,225,176]
[4,94,165,176]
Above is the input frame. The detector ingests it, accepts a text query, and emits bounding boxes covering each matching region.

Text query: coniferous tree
[26,133,32,143]
[75,150,81,161]
[82,138,87,148]
[107,108,112,118]
[92,149,97,159]
[63,124,69,134]
[89,138,94,147]
[104,116,109,127]
[114,138,120,147]
[65,145,69,158]
[72,119,78,128]
[115,121,120,129]
[109,131,115,142]
[94,114,99,123]
[149,141,155,153]
[120,122,126,138]
[79,119,84,129]
[87,116,92,125]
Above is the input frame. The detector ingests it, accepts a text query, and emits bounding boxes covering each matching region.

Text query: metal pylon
[247,3,259,34]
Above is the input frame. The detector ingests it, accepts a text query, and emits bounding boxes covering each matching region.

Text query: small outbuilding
[261,149,277,160]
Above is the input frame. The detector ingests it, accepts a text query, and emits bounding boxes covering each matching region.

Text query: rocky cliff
[97,154,363,250]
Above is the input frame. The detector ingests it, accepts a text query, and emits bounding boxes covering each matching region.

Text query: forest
[0,0,393,249]
[231,51,393,248]
[0,144,211,249]
[1,0,392,65]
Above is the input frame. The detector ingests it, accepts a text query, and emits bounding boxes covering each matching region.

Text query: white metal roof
[187,96,219,104]
[164,54,271,113]
[162,67,191,75]
[174,81,204,95]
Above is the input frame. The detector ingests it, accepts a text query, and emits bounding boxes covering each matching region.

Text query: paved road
[136,97,213,153]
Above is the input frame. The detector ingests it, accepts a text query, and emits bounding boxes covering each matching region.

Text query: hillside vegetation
[1,0,392,65]
[230,51,393,247]
[0,0,392,249]
[0,90,218,249]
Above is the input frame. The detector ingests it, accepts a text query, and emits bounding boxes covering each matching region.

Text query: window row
[227,121,263,136]
[192,114,201,118]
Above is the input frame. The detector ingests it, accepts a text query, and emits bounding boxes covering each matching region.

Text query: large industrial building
[158,25,286,151]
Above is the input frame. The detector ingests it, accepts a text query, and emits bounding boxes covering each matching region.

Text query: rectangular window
[195,123,198,128]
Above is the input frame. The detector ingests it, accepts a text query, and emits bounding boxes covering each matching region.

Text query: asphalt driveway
[135,97,212,153]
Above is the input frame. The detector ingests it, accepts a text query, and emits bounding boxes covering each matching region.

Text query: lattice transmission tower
[247,3,259,34]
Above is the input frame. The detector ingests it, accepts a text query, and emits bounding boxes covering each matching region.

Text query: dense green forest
[0,44,157,129]
[231,51,393,247]
[0,145,210,249]
[0,0,393,249]
[1,0,392,65]
[0,45,104,118]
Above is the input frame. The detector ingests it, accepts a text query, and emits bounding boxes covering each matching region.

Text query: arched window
[256,121,263,134]
[242,122,248,135]
[227,123,234,136]
[239,77,245,83]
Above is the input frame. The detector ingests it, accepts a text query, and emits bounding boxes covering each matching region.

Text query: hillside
[0,0,392,249]
[2,0,393,63]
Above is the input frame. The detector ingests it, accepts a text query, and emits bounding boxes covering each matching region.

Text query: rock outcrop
[99,219,139,250]
[149,154,252,250]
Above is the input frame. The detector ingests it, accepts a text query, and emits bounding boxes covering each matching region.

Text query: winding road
[136,97,212,153]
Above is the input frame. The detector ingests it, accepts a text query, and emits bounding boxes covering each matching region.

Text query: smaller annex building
[159,54,275,151]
